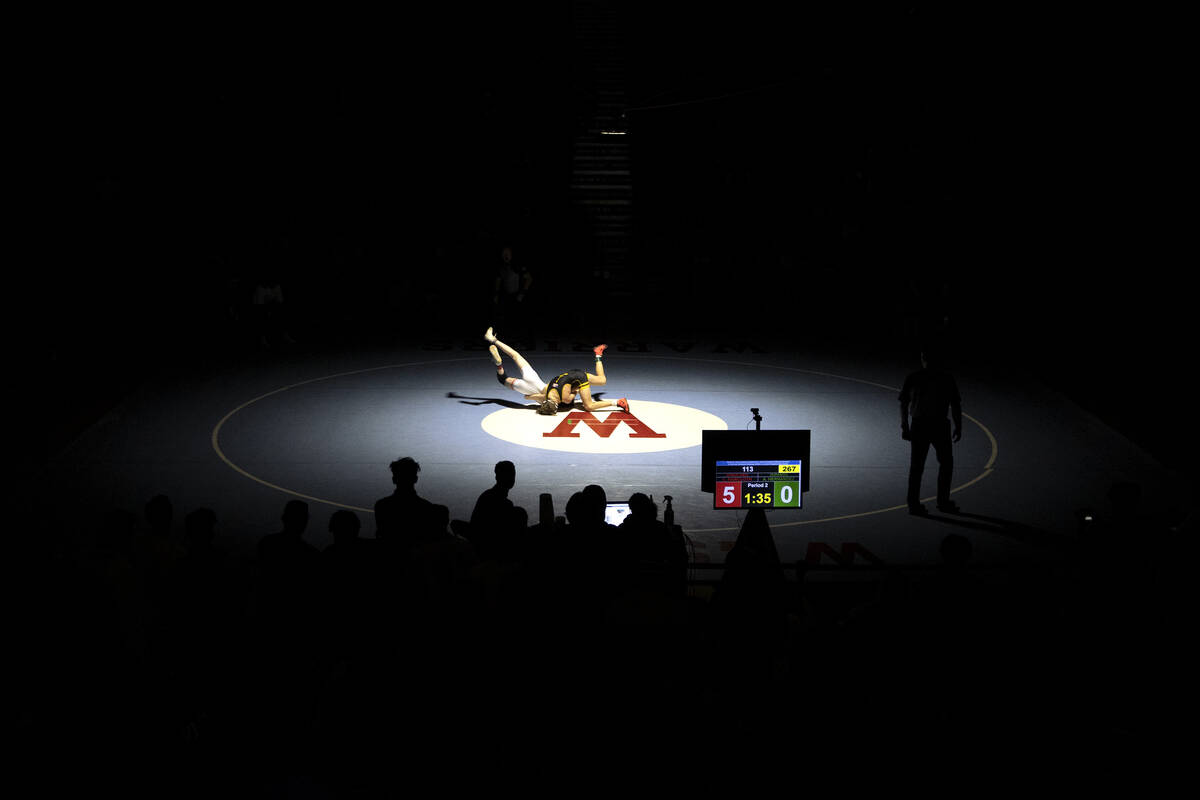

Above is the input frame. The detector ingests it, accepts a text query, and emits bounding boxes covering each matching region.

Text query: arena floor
[29,329,1189,574]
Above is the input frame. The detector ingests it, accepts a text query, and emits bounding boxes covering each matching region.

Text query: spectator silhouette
[616,492,688,601]
[172,508,232,623]
[327,508,365,551]
[582,483,620,536]
[600,493,693,738]
[322,508,373,584]
[491,244,533,334]
[900,347,963,515]
[469,460,516,561]
[410,504,478,611]
[374,456,438,548]
[255,500,322,635]
[563,489,606,562]
[525,490,607,635]
[162,508,239,746]
[137,494,180,633]
[322,510,380,660]
[252,500,323,763]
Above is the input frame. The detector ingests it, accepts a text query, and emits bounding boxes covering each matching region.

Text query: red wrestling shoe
[616,398,629,412]
[593,343,607,357]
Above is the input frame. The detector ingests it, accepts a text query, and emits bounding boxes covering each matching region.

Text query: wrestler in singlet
[485,327,628,415]
[545,368,590,401]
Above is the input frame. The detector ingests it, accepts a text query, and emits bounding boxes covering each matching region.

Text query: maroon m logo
[543,410,667,439]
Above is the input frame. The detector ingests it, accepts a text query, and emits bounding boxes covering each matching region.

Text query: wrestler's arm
[576,385,615,412]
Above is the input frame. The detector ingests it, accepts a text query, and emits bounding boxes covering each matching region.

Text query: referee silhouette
[900,348,963,515]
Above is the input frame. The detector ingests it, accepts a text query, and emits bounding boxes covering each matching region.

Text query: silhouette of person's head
[184,508,217,549]
[628,492,657,520]
[144,494,172,536]
[494,460,516,491]
[582,484,607,522]
[281,500,309,536]
[565,492,588,526]
[329,510,361,545]
[431,504,451,533]
[390,457,420,490]
[501,246,513,264]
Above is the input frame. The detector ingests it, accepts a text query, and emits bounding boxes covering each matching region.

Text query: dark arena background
[15,3,1193,791]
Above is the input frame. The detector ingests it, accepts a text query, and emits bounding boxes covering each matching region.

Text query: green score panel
[714,460,802,509]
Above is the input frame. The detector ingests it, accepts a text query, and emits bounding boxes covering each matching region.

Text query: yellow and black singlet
[545,369,589,398]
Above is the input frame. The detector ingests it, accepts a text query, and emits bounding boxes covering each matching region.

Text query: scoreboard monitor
[714,460,802,509]
[701,429,811,497]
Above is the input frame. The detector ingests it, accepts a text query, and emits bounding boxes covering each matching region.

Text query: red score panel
[716,481,742,508]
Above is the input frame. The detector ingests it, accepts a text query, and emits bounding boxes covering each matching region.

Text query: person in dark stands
[492,244,533,322]
[374,456,438,545]
[899,347,963,515]
[255,500,322,616]
[617,492,688,599]
[469,460,516,560]
[322,510,375,602]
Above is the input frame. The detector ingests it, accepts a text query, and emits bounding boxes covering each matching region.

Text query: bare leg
[587,343,607,385]
[493,337,535,375]
[488,344,518,389]
[587,358,606,386]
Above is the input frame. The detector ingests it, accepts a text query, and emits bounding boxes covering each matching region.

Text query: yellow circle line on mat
[211,354,998,528]
[211,358,481,514]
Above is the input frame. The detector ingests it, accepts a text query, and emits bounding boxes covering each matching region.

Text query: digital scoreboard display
[714,460,802,509]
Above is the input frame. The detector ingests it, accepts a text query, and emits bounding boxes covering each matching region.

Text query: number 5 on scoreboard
[716,481,742,508]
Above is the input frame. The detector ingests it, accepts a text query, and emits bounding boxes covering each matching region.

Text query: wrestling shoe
[908,503,928,516]
[489,344,502,366]
[484,327,497,343]
[936,500,961,514]
[616,398,630,412]
[593,343,608,357]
